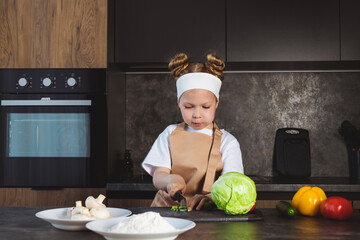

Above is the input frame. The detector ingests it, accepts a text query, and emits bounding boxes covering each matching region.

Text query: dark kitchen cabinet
[341,0,360,61]
[115,0,225,64]
[227,0,340,62]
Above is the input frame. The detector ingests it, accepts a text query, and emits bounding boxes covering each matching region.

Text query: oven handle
[1,99,92,106]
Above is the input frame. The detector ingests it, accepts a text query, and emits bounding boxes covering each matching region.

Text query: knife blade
[175,190,188,211]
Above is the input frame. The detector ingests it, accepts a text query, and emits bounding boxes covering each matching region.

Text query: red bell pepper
[320,196,353,220]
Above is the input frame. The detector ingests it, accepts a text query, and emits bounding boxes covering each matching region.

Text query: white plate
[86,217,196,240]
[35,207,132,231]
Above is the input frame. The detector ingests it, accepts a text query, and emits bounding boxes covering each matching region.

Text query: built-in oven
[0,69,107,187]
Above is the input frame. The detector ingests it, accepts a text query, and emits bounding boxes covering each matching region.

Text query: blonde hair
[168,53,225,81]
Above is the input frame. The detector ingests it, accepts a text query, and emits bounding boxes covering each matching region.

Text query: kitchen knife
[175,190,188,211]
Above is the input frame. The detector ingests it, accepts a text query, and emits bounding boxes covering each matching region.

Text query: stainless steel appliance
[0,69,107,187]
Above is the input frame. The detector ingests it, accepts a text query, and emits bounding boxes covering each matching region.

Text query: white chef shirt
[142,124,244,176]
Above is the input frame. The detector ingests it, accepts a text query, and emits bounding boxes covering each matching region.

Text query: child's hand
[153,167,186,198]
[187,193,212,211]
[166,174,186,198]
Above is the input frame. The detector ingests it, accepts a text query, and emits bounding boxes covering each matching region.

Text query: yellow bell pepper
[291,186,327,216]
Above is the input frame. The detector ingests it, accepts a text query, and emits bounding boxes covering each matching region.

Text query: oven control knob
[42,77,52,87]
[67,77,77,87]
[18,77,28,87]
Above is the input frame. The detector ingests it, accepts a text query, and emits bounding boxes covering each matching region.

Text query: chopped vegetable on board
[171,205,188,212]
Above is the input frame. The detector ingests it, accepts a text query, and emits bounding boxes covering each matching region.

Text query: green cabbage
[211,172,257,215]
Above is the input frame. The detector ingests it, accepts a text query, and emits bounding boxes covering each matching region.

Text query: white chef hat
[176,72,222,101]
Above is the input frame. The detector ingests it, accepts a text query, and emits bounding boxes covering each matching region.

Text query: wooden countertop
[2,206,360,239]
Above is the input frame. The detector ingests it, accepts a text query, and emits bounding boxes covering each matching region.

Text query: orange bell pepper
[291,186,327,216]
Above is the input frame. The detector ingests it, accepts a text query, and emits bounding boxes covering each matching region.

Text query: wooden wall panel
[54,0,107,68]
[0,0,32,67]
[0,188,105,206]
[256,200,360,209]
[32,0,57,68]
[255,200,281,209]
[107,199,280,209]
[107,199,153,208]
[0,0,107,68]
[352,200,360,209]
[109,199,360,210]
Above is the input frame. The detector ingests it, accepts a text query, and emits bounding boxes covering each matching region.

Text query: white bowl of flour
[86,211,196,240]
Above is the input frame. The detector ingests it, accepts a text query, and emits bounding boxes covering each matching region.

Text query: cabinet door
[0,0,107,68]
[227,0,339,62]
[341,0,360,60]
[115,0,225,63]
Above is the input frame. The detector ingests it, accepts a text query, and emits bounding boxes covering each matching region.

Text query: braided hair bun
[168,53,189,79]
[169,52,225,80]
[205,53,225,80]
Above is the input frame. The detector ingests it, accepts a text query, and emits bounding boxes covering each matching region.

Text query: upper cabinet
[227,0,340,62]
[115,0,225,64]
[0,0,107,68]
[340,0,360,61]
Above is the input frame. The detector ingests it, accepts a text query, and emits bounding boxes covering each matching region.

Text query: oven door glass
[0,97,107,187]
[8,113,90,157]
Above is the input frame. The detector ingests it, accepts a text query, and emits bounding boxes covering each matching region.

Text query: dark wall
[107,71,360,180]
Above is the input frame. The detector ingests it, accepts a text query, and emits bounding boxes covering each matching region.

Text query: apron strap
[202,122,222,193]
[174,122,186,132]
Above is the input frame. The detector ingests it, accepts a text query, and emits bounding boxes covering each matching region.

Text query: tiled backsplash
[107,71,360,180]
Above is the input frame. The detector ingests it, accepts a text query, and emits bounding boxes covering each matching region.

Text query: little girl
[142,53,244,210]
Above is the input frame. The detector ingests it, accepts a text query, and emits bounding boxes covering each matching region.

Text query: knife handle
[175,190,182,202]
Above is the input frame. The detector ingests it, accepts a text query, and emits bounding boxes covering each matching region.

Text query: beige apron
[151,122,223,207]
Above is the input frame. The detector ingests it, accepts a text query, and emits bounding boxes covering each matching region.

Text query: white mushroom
[71,214,94,220]
[90,206,110,219]
[85,194,106,209]
[70,200,92,219]
[66,207,74,219]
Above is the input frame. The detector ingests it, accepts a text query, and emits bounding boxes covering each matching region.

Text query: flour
[108,211,176,233]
